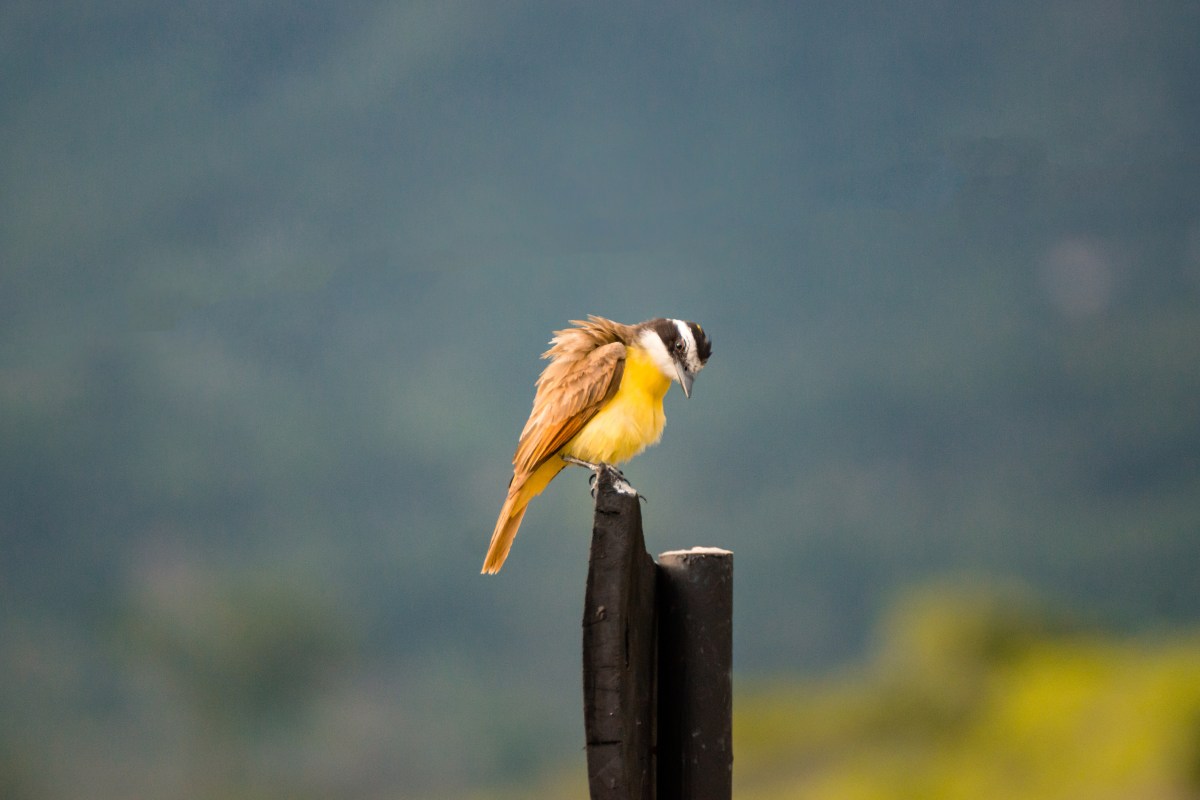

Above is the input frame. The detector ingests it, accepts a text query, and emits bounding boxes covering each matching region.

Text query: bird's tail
[482,495,527,574]
[482,458,565,574]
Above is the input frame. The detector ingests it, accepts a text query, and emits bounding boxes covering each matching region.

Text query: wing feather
[513,341,625,475]
[484,316,634,573]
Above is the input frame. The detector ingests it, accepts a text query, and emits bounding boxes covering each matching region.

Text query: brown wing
[512,341,626,476]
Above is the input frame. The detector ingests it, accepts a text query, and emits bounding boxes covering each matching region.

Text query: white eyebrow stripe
[672,318,700,371]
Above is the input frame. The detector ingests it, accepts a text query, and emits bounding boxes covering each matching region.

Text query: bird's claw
[563,456,638,498]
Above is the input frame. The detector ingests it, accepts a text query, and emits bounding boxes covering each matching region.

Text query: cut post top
[659,546,733,558]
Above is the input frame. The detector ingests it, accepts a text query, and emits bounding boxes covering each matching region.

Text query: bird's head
[640,318,713,398]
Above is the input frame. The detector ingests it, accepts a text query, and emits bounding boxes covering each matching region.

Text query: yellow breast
[563,346,670,465]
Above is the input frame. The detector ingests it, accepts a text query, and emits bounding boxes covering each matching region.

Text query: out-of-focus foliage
[734,584,1200,800]
[459,583,1200,800]
[120,565,354,732]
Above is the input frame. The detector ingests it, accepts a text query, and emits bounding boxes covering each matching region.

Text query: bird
[482,315,712,574]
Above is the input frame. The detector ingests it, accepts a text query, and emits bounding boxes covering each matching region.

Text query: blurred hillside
[2,0,1199,796]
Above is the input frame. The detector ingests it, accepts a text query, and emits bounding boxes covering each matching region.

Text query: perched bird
[483,315,712,574]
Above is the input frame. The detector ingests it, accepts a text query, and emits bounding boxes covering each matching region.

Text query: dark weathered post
[656,548,733,800]
[581,467,658,800]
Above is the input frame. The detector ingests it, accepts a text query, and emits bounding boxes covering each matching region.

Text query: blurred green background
[3,2,1199,798]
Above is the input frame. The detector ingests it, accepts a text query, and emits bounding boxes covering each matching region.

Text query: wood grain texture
[582,466,657,800]
[656,548,733,800]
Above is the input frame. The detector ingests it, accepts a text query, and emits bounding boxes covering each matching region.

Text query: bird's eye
[674,339,685,352]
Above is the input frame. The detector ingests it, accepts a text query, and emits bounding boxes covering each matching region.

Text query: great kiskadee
[482,315,712,574]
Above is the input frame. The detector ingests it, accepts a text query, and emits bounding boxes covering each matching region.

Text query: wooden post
[581,466,657,800]
[656,548,733,800]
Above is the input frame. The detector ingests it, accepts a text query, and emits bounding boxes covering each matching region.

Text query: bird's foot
[562,456,637,498]
[562,454,600,471]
